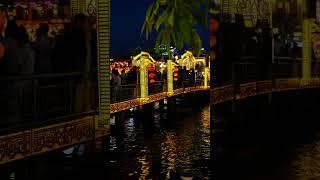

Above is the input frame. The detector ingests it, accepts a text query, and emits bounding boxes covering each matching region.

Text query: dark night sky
[110,0,209,58]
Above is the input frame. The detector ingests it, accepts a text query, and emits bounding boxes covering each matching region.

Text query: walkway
[111,85,209,114]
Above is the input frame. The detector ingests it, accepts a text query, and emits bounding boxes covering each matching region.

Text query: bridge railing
[149,81,165,95]
[111,83,140,103]
[195,79,205,86]
[232,61,258,84]
[0,72,97,131]
[272,57,302,79]
[228,57,309,85]
[312,61,320,77]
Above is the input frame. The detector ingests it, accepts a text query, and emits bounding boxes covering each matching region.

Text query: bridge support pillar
[167,60,174,95]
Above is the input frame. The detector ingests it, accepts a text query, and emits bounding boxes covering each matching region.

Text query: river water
[0,98,211,180]
[213,89,320,180]
[2,90,320,180]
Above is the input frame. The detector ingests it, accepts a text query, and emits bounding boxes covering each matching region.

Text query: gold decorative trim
[238,82,257,99]
[211,84,235,104]
[0,116,95,165]
[210,78,320,105]
[0,131,31,164]
[257,80,272,95]
[111,86,210,114]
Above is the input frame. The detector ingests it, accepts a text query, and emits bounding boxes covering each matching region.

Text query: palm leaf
[191,29,202,56]
[141,0,208,55]
[168,8,175,27]
[155,8,170,30]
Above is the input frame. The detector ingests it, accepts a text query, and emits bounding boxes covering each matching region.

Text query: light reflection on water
[108,104,211,179]
[0,102,210,180]
[288,133,320,180]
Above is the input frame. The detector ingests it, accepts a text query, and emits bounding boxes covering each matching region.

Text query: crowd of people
[0,8,98,122]
[110,65,169,101]
[0,11,97,76]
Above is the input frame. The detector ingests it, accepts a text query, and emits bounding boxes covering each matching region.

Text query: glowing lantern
[148,65,156,84]
[210,35,216,47]
[149,73,156,79]
[173,66,179,81]
[210,18,219,33]
[150,79,156,84]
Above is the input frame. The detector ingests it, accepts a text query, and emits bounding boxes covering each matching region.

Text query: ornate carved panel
[211,84,235,104]
[32,117,94,155]
[235,0,271,26]
[0,131,31,165]
[111,99,141,114]
[257,80,272,94]
[0,116,95,165]
[238,82,257,99]
[174,88,184,95]
[87,0,97,16]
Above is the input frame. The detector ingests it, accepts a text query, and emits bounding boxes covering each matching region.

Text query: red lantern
[173,66,179,81]
[149,66,155,72]
[149,73,156,79]
[210,18,219,33]
[210,35,216,48]
[148,65,156,84]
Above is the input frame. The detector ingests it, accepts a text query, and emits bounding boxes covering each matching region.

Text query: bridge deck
[111,86,209,113]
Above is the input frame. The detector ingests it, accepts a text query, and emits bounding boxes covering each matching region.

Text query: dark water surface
[213,89,320,180]
[0,97,211,180]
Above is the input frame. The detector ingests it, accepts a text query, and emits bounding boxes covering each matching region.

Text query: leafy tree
[141,0,209,56]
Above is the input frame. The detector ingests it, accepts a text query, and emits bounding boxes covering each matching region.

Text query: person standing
[0,9,9,122]
[111,69,121,102]
[0,9,8,73]
[4,20,19,75]
[33,23,54,74]
[15,26,35,120]
[121,69,126,85]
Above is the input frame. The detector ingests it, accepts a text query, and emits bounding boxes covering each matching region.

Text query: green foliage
[141,0,209,56]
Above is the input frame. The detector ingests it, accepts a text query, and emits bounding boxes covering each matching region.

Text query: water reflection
[0,101,210,179]
[108,103,211,179]
[161,132,177,179]
[288,133,320,180]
